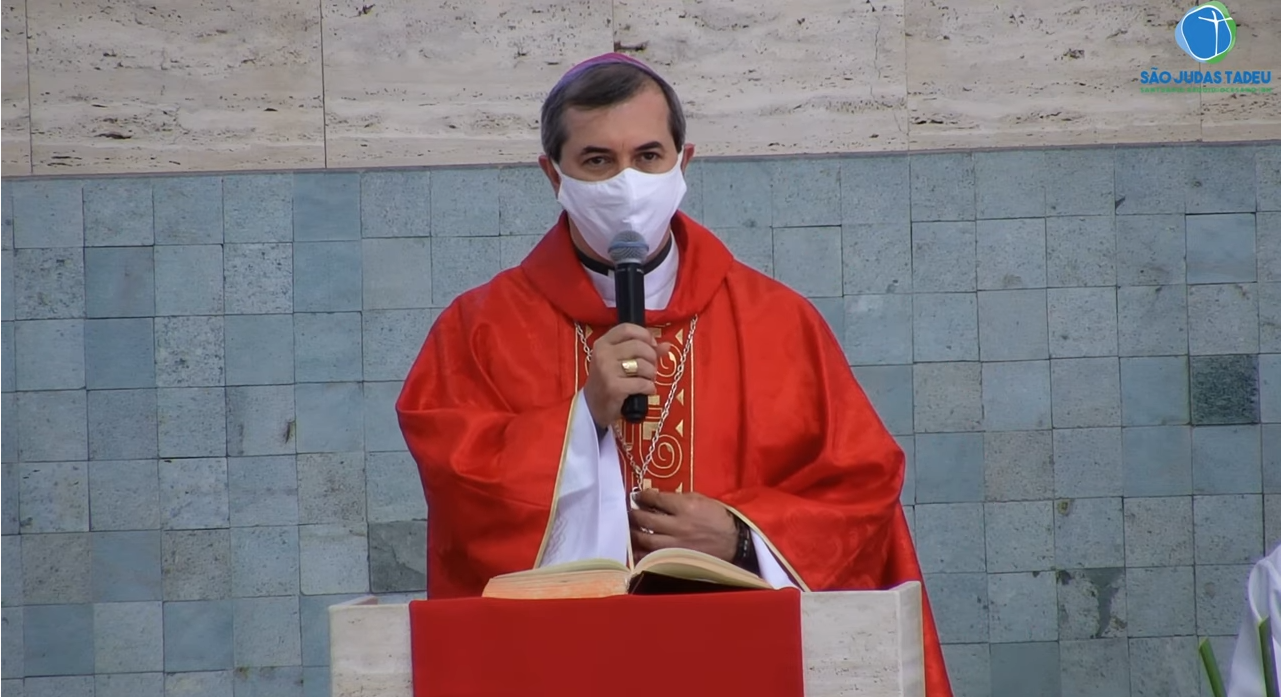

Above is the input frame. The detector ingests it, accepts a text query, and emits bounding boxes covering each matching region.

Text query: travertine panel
[2,1,31,175]
[26,0,324,174]
[905,0,1202,150]
[1201,0,1281,142]
[321,0,612,167]
[4,0,1276,177]
[614,0,908,155]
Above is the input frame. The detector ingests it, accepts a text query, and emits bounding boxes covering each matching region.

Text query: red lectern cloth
[409,588,805,697]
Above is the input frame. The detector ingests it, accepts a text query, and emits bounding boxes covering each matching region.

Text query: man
[396,53,953,695]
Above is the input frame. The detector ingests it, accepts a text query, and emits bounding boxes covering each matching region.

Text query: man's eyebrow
[576,142,665,156]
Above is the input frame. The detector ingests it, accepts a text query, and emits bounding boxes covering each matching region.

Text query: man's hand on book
[628,489,737,562]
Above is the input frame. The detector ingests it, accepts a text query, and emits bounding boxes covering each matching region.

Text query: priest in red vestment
[396,53,953,696]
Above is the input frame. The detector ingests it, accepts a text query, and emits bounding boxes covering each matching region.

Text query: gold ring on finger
[621,358,639,377]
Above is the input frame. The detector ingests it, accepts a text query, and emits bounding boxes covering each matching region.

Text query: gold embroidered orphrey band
[574,317,698,496]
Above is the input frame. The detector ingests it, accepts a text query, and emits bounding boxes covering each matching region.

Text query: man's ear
[680,143,696,174]
[538,154,561,195]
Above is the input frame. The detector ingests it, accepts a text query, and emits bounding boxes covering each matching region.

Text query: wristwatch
[730,514,759,572]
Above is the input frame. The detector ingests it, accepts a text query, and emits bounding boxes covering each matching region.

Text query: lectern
[329,582,927,697]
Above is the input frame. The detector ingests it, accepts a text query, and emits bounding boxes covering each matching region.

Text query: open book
[481,548,774,600]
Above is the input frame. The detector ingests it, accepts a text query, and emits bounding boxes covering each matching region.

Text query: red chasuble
[396,212,955,697]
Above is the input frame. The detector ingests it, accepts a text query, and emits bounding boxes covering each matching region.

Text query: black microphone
[609,231,650,424]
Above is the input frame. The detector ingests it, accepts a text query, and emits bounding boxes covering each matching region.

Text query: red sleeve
[717,296,904,589]
[395,301,576,599]
[718,294,954,697]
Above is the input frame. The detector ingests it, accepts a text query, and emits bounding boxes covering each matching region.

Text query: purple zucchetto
[550,52,664,93]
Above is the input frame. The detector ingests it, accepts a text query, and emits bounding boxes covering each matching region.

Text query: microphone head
[608,231,649,265]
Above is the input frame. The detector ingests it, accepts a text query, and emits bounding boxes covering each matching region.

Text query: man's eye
[640,152,660,161]
[585,157,608,166]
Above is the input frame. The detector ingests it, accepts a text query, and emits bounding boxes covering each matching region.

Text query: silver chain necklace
[575,316,699,492]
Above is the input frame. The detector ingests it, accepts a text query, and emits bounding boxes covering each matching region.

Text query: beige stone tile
[27,0,324,175]
[3,1,31,175]
[614,0,908,155]
[1200,0,1281,142]
[322,0,612,167]
[906,0,1201,150]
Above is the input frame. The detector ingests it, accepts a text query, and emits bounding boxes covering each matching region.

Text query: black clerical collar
[575,237,673,276]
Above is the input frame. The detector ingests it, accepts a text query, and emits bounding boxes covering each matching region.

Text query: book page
[490,557,629,580]
[483,568,632,599]
[633,548,773,590]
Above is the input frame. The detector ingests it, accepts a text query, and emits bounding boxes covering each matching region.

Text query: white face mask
[554,153,688,261]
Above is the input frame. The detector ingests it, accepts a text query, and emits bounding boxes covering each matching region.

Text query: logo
[1175,2,1237,63]
[1139,2,1271,94]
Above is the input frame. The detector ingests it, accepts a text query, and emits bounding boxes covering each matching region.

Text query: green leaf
[1262,618,1279,697]
[1202,638,1227,697]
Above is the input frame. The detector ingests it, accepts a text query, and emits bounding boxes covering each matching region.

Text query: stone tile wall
[1,142,1279,697]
